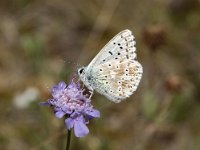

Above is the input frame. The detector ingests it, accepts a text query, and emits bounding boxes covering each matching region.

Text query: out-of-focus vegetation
[0,0,200,150]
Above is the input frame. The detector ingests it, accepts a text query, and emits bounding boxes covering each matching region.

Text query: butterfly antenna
[76,63,81,70]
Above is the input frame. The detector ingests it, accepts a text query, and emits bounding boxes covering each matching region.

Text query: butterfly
[78,29,143,103]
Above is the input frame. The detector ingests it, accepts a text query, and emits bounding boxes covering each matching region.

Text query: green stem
[66,129,71,150]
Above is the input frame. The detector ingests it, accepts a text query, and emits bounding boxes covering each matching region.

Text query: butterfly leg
[89,90,94,99]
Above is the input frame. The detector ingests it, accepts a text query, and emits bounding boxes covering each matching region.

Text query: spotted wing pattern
[90,59,142,102]
[82,29,143,102]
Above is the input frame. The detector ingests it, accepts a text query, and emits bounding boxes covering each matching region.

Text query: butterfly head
[78,67,86,81]
[78,66,85,74]
[78,67,94,91]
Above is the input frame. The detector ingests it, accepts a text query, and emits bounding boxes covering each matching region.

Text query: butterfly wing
[90,59,143,102]
[86,29,136,70]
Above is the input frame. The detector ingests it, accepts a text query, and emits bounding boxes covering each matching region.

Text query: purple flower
[40,80,100,137]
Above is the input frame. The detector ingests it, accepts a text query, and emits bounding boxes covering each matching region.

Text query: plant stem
[66,129,71,150]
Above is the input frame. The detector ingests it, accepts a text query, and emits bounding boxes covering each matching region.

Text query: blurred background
[0,0,200,149]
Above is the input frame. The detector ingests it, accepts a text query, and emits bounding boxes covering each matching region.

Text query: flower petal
[52,86,60,98]
[55,110,66,118]
[74,120,89,137]
[65,118,75,130]
[86,109,100,118]
[68,81,76,89]
[48,98,57,105]
[58,81,67,89]
[62,106,73,114]
[39,102,51,106]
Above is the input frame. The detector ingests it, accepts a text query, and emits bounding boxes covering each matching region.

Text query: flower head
[40,80,100,137]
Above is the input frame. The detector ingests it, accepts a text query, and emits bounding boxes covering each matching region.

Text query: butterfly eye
[79,68,85,74]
